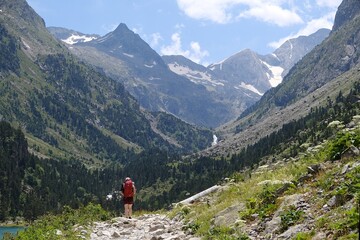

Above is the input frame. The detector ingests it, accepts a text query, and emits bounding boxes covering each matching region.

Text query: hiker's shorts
[124,197,134,204]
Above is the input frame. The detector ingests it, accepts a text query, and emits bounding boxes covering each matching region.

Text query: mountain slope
[0,0,213,165]
[163,30,330,120]
[241,12,360,120]
[203,0,360,157]
[11,75,360,239]
[51,24,231,128]
[271,28,331,77]
[47,26,99,44]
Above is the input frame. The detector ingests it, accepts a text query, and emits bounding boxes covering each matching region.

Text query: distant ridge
[201,0,360,157]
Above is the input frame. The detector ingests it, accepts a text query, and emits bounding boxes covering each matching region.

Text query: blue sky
[26,0,342,66]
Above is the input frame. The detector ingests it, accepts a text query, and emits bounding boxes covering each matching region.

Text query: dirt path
[89,214,201,240]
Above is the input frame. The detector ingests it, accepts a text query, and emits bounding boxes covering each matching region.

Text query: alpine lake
[0,226,25,239]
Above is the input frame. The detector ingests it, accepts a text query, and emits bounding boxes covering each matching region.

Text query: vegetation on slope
[170,116,360,240]
[2,204,110,240]
[0,0,215,167]
[1,80,358,225]
[240,13,360,123]
[2,86,358,239]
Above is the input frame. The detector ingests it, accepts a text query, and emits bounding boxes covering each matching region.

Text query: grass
[169,125,360,239]
[4,204,111,240]
[5,119,358,240]
[170,156,314,238]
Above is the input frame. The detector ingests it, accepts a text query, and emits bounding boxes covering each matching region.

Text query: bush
[16,204,110,240]
[327,131,360,160]
[279,205,304,232]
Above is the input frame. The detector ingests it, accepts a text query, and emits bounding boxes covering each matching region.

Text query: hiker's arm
[120,183,124,196]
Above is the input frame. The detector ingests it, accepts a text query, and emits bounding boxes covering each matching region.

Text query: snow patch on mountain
[168,63,224,86]
[96,34,112,43]
[208,61,223,71]
[123,53,134,58]
[236,82,263,96]
[145,61,157,68]
[261,61,284,87]
[62,34,97,45]
[271,53,280,61]
[289,40,294,59]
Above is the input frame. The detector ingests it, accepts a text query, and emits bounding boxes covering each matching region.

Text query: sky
[26,0,342,66]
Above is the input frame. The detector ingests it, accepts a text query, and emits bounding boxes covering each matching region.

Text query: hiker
[120,177,136,218]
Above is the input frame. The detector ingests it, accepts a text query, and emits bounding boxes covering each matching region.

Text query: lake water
[0,226,25,239]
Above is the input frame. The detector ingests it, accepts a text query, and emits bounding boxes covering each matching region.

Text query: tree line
[0,82,359,221]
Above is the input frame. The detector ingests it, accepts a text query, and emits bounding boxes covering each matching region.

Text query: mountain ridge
[0,0,214,165]
[163,29,330,122]
[49,22,329,128]
[202,1,360,158]
[54,23,232,127]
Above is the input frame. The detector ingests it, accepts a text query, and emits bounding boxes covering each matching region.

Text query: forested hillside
[1,1,360,237]
[0,121,114,221]
[1,80,358,222]
[207,0,360,160]
[0,0,213,167]
[2,74,358,239]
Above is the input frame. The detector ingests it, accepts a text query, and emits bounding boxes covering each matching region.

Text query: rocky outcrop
[333,0,360,31]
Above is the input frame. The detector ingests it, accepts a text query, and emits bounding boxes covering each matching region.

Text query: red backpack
[123,179,134,197]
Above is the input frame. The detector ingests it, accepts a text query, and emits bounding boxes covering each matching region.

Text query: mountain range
[0,0,214,166]
[1,0,360,227]
[204,0,360,157]
[49,24,231,128]
[49,24,330,128]
[163,28,330,118]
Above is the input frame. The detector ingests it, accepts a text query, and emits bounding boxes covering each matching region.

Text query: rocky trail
[89,214,200,240]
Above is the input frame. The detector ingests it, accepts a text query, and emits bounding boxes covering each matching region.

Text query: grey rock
[112,231,121,237]
[90,214,197,240]
[213,203,246,227]
[277,224,308,239]
[312,232,327,240]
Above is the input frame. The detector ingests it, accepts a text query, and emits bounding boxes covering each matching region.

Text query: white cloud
[101,23,118,33]
[176,0,234,24]
[176,0,304,26]
[268,12,335,49]
[133,29,163,49]
[316,0,342,8]
[160,32,209,64]
[161,33,182,55]
[131,27,141,34]
[149,33,163,48]
[238,4,303,27]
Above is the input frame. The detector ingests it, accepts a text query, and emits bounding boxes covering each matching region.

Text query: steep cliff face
[333,0,360,31]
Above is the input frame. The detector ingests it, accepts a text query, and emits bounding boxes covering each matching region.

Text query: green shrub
[327,131,360,160]
[205,226,249,240]
[258,184,278,205]
[293,231,314,240]
[328,207,359,238]
[182,221,200,233]
[279,205,304,232]
[16,203,110,240]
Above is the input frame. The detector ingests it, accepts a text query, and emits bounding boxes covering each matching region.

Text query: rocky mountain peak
[333,0,360,31]
[113,23,131,34]
[90,22,165,67]
[100,23,140,44]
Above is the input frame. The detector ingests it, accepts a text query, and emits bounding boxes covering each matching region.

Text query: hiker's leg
[124,204,129,217]
[128,204,133,217]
